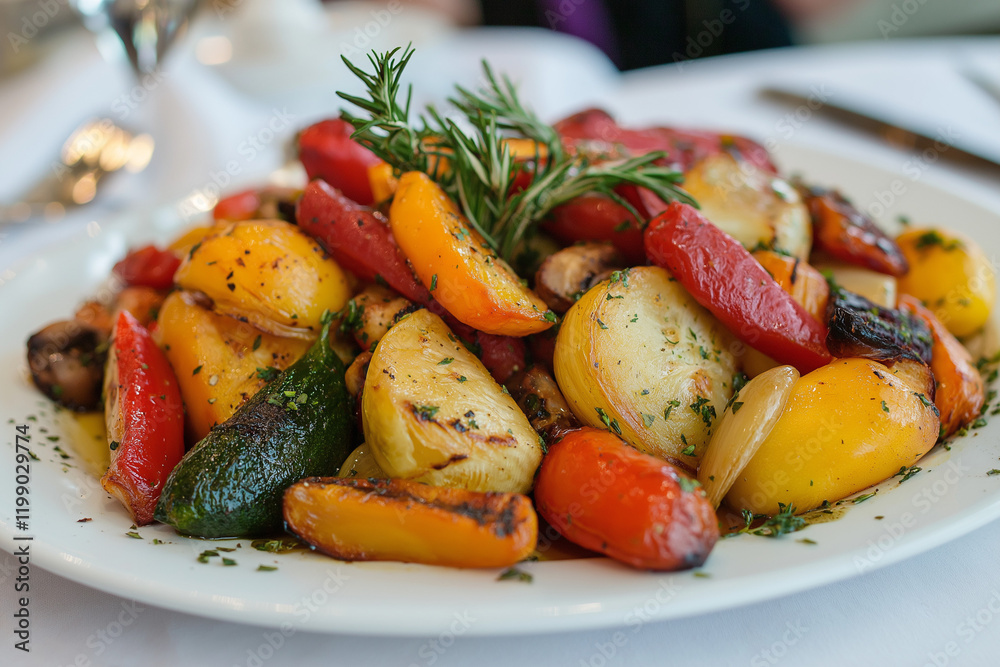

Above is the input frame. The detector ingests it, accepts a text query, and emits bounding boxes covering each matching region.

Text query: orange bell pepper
[898,294,985,437]
[283,477,537,568]
[388,171,554,336]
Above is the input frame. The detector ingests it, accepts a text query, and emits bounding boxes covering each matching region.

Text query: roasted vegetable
[726,358,940,514]
[798,185,908,276]
[474,331,528,385]
[26,320,108,411]
[175,218,351,338]
[698,365,800,508]
[826,287,933,365]
[389,171,554,337]
[337,442,387,479]
[296,179,434,306]
[341,285,417,350]
[156,291,310,441]
[212,186,299,223]
[155,317,353,537]
[899,294,985,437]
[542,195,646,265]
[102,311,185,525]
[682,153,811,260]
[752,250,829,322]
[534,427,719,570]
[507,365,579,442]
[362,309,543,493]
[534,241,623,314]
[896,228,996,337]
[816,263,897,308]
[284,477,537,568]
[297,118,382,206]
[645,202,831,373]
[554,266,737,464]
[553,107,776,173]
[112,244,181,290]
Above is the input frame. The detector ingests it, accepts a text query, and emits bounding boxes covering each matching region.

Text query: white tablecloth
[2,19,1000,667]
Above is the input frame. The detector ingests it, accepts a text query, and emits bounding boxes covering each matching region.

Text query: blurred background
[3,0,1000,76]
[1,0,998,226]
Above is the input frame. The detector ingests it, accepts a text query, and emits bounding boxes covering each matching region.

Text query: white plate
[1,145,999,637]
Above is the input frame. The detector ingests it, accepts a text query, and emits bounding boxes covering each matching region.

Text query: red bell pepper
[543,194,647,265]
[644,202,831,373]
[101,311,185,525]
[112,245,180,291]
[212,188,261,222]
[298,119,382,206]
[475,332,527,385]
[554,107,777,174]
[296,179,433,306]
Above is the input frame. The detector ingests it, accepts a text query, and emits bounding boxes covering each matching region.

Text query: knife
[760,86,1000,173]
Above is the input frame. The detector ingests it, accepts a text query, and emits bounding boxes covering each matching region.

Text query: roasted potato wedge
[362,309,543,493]
[554,266,738,464]
[684,153,811,260]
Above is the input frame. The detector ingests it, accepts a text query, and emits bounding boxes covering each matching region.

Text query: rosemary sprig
[337,46,697,262]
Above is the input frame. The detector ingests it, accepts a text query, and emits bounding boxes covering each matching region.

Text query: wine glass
[71,0,201,76]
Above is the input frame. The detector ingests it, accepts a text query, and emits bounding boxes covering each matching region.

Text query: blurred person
[393,0,863,70]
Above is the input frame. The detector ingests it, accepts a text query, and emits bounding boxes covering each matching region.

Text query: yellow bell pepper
[156,291,310,441]
[174,219,352,337]
[896,228,995,337]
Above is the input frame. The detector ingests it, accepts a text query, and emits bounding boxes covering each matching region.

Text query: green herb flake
[252,335,262,351]
[125,531,142,540]
[853,491,877,504]
[257,565,278,572]
[988,469,1000,476]
[197,549,220,563]
[678,477,701,494]
[414,404,440,421]
[250,538,300,553]
[192,365,203,375]
[881,400,890,413]
[430,274,438,291]
[497,567,533,583]
[438,357,454,365]
[256,366,280,381]
[731,401,744,414]
[222,558,237,566]
[641,413,656,428]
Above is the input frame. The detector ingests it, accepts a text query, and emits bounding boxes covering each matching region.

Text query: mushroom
[26,320,108,411]
[533,242,623,313]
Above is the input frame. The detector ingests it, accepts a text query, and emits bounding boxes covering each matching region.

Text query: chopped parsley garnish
[497,567,533,583]
[413,404,440,421]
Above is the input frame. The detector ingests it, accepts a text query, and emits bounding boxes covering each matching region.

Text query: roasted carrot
[898,294,985,437]
[752,250,830,322]
[283,477,538,568]
[388,171,554,337]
